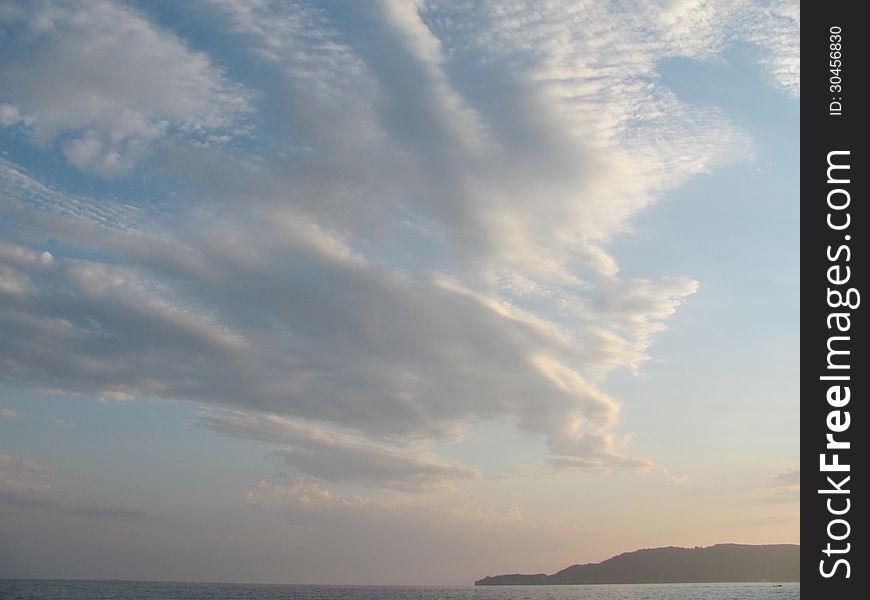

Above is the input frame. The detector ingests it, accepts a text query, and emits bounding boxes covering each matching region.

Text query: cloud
[738,1,800,96]
[0,454,143,518]
[243,478,541,532]
[0,0,798,482]
[0,225,665,471]
[0,0,250,176]
[0,454,45,473]
[761,468,799,503]
[0,479,145,519]
[235,477,598,584]
[199,409,479,490]
[771,467,800,486]
[243,480,371,511]
[0,408,19,420]
[0,157,142,230]
[203,0,758,283]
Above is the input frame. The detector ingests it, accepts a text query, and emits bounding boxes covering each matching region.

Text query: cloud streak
[0,454,45,473]
[0,480,145,519]
[199,409,479,490]
[0,454,144,519]
[0,408,20,420]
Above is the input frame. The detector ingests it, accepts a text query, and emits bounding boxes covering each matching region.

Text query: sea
[0,581,799,600]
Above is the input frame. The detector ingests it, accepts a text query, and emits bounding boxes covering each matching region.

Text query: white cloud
[0,0,250,176]
[0,229,653,470]
[0,0,798,482]
[0,408,19,420]
[197,0,763,292]
[738,1,800,96]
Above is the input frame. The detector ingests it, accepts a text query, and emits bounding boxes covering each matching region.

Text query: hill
[474,543,799,585]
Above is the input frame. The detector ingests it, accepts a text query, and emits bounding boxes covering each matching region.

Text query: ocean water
[0,580,799,600]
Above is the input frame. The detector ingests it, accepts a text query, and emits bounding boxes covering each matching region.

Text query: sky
[0,0,799,586]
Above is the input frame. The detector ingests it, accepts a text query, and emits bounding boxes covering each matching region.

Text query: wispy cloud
[0,454,45,473]
[200,409,479,490]
[0,454,144,518]
[0,408,20,420]
[760,468,800,503]
[0,479,146,519]
[771,467,800,486]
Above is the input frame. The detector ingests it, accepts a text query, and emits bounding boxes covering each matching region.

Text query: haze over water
[0,581,800,600]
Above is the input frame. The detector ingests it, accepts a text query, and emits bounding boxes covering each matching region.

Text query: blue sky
[1,0,798,585]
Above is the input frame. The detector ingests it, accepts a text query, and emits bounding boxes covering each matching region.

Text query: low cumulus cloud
[0,0,799,486]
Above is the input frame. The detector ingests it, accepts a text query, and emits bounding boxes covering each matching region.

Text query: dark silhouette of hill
[475,543,799,585]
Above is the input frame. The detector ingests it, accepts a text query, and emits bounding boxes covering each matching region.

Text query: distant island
[475,543,799,585]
